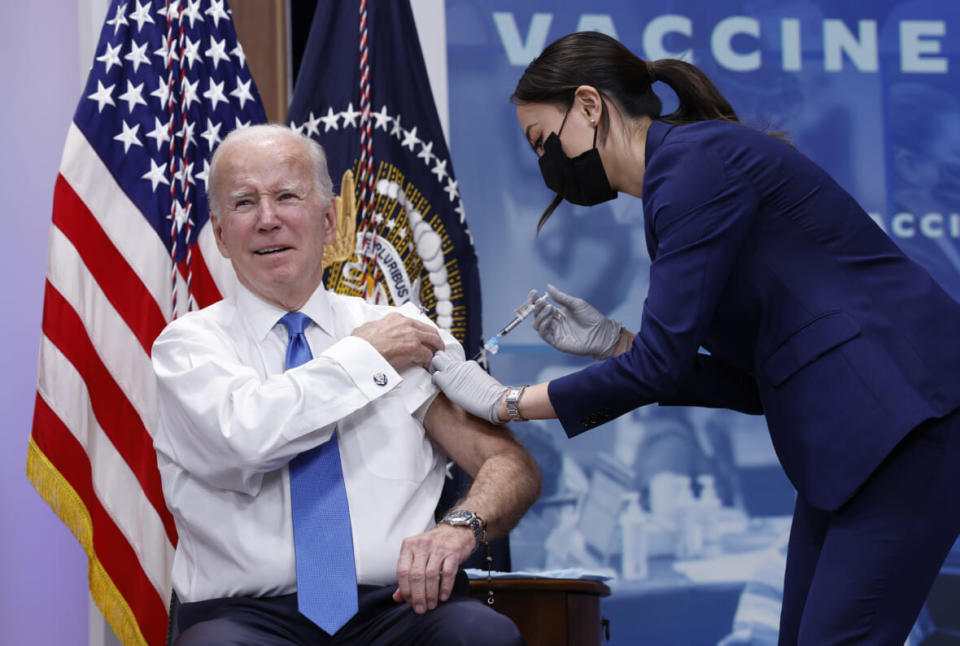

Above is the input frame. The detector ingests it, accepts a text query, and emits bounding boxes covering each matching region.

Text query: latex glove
[532,284,622,360]
[430,351,506,424]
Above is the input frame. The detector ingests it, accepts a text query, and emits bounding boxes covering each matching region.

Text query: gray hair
[207,123,335,215]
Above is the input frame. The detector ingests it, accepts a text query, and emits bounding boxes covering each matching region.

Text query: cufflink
[373,372,388,386]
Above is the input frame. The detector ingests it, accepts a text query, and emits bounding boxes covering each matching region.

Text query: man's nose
[256,199,281,229]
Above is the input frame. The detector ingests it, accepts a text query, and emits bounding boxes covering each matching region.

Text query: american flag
[26,1,264,644]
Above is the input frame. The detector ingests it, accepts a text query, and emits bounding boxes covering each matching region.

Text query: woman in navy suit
[431,31,960,645]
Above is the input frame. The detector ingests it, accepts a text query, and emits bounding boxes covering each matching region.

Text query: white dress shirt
[152,283,463,602]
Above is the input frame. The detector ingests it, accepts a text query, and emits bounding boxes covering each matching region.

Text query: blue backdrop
[445,2,960,644]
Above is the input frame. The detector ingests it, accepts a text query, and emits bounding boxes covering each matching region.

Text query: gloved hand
[531,285,622,360]
[430,351,507,424]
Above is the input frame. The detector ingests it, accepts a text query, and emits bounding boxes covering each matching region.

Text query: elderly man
[152,124,540,645]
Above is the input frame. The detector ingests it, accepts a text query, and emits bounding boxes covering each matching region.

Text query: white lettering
[493,12,552,66]
[782,19,802,71]
[824,19,878,72]
[920,213,945,238]
[643,14,693,63]
[867,212,886,232]
[901,21,948,73]
[712,17,761,72]
[952,214,960,238]
[576,14,618,39]
[892,212,916,238]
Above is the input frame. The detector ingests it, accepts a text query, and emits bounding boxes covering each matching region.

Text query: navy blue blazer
[549,119,960,510]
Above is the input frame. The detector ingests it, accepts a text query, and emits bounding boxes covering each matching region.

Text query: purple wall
[0,1,90,643]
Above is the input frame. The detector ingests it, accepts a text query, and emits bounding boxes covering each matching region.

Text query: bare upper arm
[422,393,528,478]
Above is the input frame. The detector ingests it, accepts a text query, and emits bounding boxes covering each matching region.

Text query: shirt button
[373,372,388,386]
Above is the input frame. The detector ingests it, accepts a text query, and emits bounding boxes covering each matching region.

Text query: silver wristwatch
[504,385,527,421]
[439,509,487,548]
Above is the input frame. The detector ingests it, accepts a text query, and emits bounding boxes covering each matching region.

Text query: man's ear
[322,199,338,246]
[211,212,230,258]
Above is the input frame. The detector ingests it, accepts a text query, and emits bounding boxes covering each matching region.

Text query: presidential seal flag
[26,1,265,644]
[287,0,483,359]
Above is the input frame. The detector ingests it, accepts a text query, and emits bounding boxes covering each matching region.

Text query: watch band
[439,509,487,549]
[504,385,528,421]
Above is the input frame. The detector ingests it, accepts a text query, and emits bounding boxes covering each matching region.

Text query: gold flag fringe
[26,437,151,646]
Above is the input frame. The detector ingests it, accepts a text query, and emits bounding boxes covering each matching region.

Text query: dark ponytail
[513,32,742,230]
[513,31,739,129]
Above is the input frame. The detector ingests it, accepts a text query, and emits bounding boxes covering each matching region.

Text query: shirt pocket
[762,311,861,387]
[340,391,434,482]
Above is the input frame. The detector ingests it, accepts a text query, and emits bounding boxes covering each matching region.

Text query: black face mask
[538,110,617,207]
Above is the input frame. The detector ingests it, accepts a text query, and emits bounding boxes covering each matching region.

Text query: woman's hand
[531,285,622,359]
[430,351,507,424]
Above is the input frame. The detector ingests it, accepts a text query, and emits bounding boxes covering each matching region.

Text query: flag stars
[182,36,202,69]
[205,36,231,70]
[231,43,246,69]
[151,76,171,108]
[341,102,360,128]
[390,114,403,139]
[181,77,200,109]
[205,0,229,27]
[129,0,155,31]
[235,116,251,130]
[142,158,169,191]
[146,115,172,150]
[154,33,178,65]
[196,159,211,187]
[372,105,391,131]
[177,119,197,147]
[124,41,151,73]
[182,0,203,28]
[106,2,129,35]
[320,107,340,132]
[118,80,147,112]
[169,200,190,231]
[431,158,448,183]
[230,77,254,109]
[157,0,181,19]
[203,79,228,110]
[87,80,116,112]
[444,177,459,202]
[176,160,195,189]
[302,111,322,138]
[402,126,420,152]
[114,120,142,153]
[418,140,434,165]
[96,42,123,73]
[200,118,222,150]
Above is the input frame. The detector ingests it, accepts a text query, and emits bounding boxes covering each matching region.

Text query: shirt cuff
[321,336,402,400]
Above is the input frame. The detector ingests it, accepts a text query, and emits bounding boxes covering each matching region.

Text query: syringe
[473,292,548,361]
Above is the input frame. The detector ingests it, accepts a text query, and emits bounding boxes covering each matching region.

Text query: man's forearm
[453,445,541,540]
[424,394,542,540]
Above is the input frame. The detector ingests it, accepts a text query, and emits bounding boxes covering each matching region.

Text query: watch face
[446,510,474,524]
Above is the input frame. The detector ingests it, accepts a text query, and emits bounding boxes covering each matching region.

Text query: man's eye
[234,199,252,208]
[278,192,299,201]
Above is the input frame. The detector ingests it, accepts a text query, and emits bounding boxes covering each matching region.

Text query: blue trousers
[779,407,960,645]
[175,571,523,646]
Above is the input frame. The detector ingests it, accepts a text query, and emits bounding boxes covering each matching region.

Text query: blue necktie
[279,312,358,634]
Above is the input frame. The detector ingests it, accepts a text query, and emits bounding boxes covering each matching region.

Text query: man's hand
[352,312,444,370]
[532,284,622,360]
[430,351,507,424]
[391,523,475,614]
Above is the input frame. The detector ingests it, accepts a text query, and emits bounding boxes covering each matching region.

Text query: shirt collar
[233,282,336,343]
